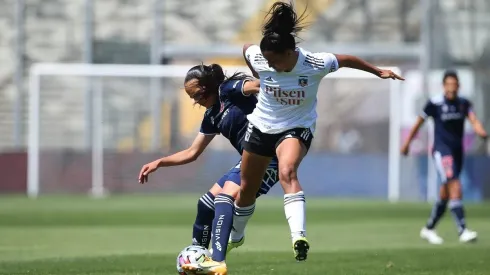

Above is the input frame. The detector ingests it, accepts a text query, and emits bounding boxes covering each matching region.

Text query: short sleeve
[421,100,436,119]
[464,99,473,116]
[306,52,339,76]
[220,79,249,98]
[199,116,219,135]
[245,45,268,72]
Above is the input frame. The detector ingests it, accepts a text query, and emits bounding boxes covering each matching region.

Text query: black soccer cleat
[293,237,310,261]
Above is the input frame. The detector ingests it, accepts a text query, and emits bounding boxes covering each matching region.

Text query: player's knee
[221,181,240,199]
[447,179,462,199]
[279,164,298,184]
[439,185,449,200]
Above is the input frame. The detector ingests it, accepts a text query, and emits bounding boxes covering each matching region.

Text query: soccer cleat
[420,227,444,244]
[459,229,477,243]
[227,236,245,254]
[292,237,309,261]
[209,236,245,255]
[181,257,227,275]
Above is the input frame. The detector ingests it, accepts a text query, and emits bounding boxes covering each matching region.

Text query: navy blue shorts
[433,147,463,182]
[217,157,279,197]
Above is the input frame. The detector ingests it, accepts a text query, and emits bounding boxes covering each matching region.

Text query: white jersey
[245,45,339,134]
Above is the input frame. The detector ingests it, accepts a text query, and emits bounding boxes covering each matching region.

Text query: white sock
[284,191,306,240]
[230,203,255,242]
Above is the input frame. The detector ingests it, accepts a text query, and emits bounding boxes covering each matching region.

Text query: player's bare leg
[448,179,477,243]
[276,138,309,261]
[421,185,447,244]
[233,150,271,244]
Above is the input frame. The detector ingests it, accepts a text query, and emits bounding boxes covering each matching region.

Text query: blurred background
[1,0,490,201]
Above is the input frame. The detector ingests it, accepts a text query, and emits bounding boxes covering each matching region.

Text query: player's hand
[400,144,410,156]
[379,69,405,81]
[138,160,160,184]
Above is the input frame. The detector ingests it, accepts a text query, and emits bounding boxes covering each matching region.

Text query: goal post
[27,63,402,200]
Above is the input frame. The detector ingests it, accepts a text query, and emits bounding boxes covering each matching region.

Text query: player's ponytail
[210,64,225,84]
[260,1,307,53]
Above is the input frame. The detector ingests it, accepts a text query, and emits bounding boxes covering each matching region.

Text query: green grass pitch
[0,195,489,274]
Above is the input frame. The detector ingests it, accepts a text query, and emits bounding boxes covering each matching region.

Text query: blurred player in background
[139,64,303,274]
[191,2,404,274]
[401,70,487,244]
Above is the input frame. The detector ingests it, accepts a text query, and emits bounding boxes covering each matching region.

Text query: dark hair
[443,70,459,83]
[260,1,307,53]
[184,63,249,100]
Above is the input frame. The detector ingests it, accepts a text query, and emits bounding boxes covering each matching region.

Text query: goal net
[27,63,406,201]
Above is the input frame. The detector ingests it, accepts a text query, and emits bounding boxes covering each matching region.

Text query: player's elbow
[415,116,426,127]
[470,117,481,127]
[187,148,201,162]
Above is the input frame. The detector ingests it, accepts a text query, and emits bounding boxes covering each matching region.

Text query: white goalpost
[27,63,402,200]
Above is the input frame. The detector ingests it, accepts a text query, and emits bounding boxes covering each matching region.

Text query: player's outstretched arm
[401,116,425,156]
[335,54,405,81]
[243,44,259,79]
[138,133,215,183]
[467,111,488,139]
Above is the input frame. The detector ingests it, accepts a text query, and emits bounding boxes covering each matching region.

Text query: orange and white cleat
[181,257,228,275]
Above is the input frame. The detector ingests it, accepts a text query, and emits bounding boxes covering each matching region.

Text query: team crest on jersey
[298,76,308,87]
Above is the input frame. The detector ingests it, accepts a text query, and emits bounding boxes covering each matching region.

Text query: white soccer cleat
[420,227,444,244]
[459,229,478,243]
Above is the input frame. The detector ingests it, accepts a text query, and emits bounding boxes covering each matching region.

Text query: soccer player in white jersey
[192,2,404,274]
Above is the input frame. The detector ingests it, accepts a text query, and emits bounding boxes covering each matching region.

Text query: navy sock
[211,193,235,262]
[426,200,448,229]
[449,199,466,235]
[192,192,215,248]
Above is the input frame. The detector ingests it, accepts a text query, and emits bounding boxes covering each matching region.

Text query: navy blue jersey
[200,79,257,154]
[421,95,472,151]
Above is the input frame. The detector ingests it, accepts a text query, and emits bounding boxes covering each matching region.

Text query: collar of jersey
[443,96,459,103]
[282,47,303,74]
[207,101,220,111]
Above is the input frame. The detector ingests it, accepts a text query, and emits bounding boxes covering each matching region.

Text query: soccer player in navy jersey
[401,70,487,244]
[139,64,294,274]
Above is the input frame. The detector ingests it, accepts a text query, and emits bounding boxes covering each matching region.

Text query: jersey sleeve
[220,79,250,99]
[464,98,474,116]
[199,116,219,135]
[307,52,340,76]
[421,100,436,119]
[244,45,269,72]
